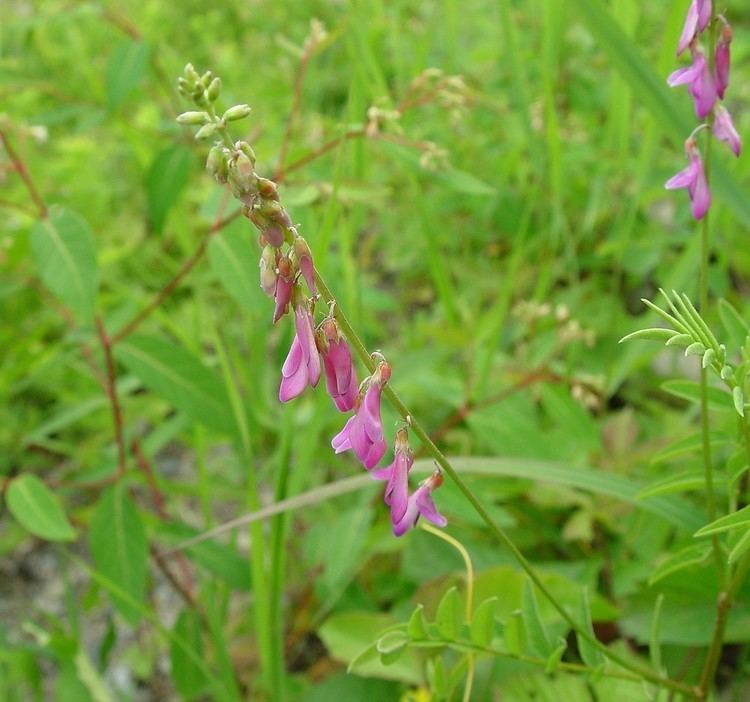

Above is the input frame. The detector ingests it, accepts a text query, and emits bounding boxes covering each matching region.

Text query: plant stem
[421,523,475,702]
[313,270,697,699]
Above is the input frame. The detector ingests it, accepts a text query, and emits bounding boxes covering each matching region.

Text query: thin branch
[0,128,48,218]
[274,128,367,183]
[110,206,240,344]
[96,316,127,478]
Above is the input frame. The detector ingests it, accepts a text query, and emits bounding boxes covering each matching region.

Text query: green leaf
[470,597,498,647]
[733,386,745,417]
[695,504,750,538]
[6,474,76,541]
[651,432,725,464]
[434,168,496,196]
[30,206,98,324]
[171,609,208,699]
[718,299,749,348]
[434,586,463,639]
[406,605,428,640]
[521,580,552,658]
[207,218,260,310]
[116,334,235,434]
[648,544,712,586]
[649,594,664,674]
[146,145,192,234]
[728,528,750,565]
[661,380,733,412]
[619,328,676,344]
[544,638,567,674]
[577,587,604,668]
[376,630,409,665]
[106,40,150,109]
[318,612,422,684]
[637,471,713,499]
[88,486,148,625]
[503,610,524,656]
[571,0,750,228]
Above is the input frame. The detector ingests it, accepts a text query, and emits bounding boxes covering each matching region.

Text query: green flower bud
[176,111,210,125]
[194,122,218,140]
[184,63,200,83]
[236,141,256,165]
[223,104,252,122]
[227,151,256,194]
[206,77,222,102]
[206,145,229,184]
[256,177,278,200]
[201,70,215,87]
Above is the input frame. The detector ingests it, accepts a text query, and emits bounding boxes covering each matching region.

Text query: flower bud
[259,245,279,297]
[223,104,252,122]
[294,236,316,294]
[176,111,209,125]
[273,256,296,323]
[194,122,218,140]
[206,145,229,184]
[236,141,257,165]
[200,70,214,87]
[184,63,200,83]
[206,77,222,102]
[256,177,279,200]
[258,199,292,228]
[227,151,256,195]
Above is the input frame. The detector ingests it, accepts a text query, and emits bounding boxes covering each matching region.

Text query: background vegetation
[1,0,749,699]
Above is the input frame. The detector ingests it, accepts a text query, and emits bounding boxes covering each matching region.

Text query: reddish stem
[96,316,127,478]
[0,128,48,218]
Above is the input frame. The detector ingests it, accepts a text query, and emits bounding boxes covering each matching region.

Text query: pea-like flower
[392,470,447,537]
[294,236,317,295]
[272,256,295,323]
[716,22,732,99]
[372,427,413,523]
[318,318,358,412]
[712,106,741,157]
[668,49,717,119]
[677,0,712,56]
[331,361,390,469]
[279,294,321,402]
[665,137,710,220]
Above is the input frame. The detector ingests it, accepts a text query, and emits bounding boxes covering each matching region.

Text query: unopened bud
[258,199,292,228]
[177,111,210,125]
[256,177,279,200]
[206,145,229,184]
[394,426,411,454]
[227,151,256,194]
[194,122,218,140]
[259,245,278,297]
[294,236,316,294]
[184,63,200,83]
[236,141,257,166]
[200,70,214,87]
[206,77,222,102]
[223,104,252,122]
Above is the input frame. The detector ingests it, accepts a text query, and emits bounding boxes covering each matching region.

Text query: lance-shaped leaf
[6,474,76,541]
[434,586,463,639]
[521,580,552,658]
[577,587,604,667]
[89,485,148,625]
[695,504,750,538]
[30,206,98,324]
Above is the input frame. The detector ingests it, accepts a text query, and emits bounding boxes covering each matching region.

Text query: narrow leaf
[434,586,462,639]
[648,544,712,585]
[577,587,604,667]
[171,609,208,698]
[503,610,524,656]
[116,334,235,434]
[521,580,552,658]
[6,474,76,541]
[147,145,192,234]
[544,638,567,673]
[407,605,428,640]
[733,386,745,417]
[649,594,664,673]
[661,380,733,412]
[695,504,750,538]
[718,299,749,348]
[619,328,676,344]
[728,528,750,565]
[89,485,148,625]
[470,597,498,648]
[207,219,260,310]
[30,206,98,323]
[106,40,150,109]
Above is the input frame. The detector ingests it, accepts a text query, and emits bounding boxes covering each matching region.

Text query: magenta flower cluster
[666,2,741,219]
[264,238,446,537]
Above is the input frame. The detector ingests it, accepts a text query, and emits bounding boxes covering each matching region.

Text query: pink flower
[712,106,741,157]
[272,256,295,324]
[716,22,732,99]
[318,318,358,412]
[665,137,711,220]
[279,298,321,402]
[392,471,447,537]
[677,0,712,56]
[331,361,390,469]
[372,427,413,523]
[668,49,717,119]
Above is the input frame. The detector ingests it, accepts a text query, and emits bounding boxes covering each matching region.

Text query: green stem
[313,270,697,699]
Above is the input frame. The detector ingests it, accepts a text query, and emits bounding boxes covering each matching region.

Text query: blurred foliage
[2,0,750,700]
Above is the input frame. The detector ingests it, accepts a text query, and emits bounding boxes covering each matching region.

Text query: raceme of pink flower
[318,318,358,412]
[392,470,447,537]
[677,0,712,56]
[279,299,321,402]
[713,106,741,157]
[715,22,732,99]
[667,50,717,119]
[371,427,413,523]
[272,256,295,323]
[665,138,711,220]
[331,362,391,469]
